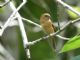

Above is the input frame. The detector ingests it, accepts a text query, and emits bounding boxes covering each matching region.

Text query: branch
[27,17,80,46]
[0,0,31,59]
[0,43,15,60]
[0,0,11,8]
[0,0,27,36]
[0,0,80,58]
[22,17,70,40]
[22,17,42,28]
[56,35,70,40]
[57,0,80,16]
[7,0,31,59]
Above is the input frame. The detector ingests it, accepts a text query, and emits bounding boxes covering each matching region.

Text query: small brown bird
[40,13,56,50]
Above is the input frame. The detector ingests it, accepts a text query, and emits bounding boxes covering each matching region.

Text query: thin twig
[22,17,70,40]
[22,17,42,28]
[72,17,80,23]
[57,0,80,16]
[0,0,80,58]
[0,0,11,8]
[0,43,15,60]
[27,18,80,46]
[0,0,26,36]
[1,0,31,59]
[56,35,70,40]
[7,0,31,59]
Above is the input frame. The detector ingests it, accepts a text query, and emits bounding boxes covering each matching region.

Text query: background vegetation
[0,0,80,60]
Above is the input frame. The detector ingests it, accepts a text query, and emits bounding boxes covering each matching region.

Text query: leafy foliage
[60,36,80,53]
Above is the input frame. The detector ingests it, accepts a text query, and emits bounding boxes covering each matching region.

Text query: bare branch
[0,0,11,8]
[56,35,70,40]
[22,17,42,28]
[27,18,80,46]
[0,0,27,36]
[72,17,80,23]
[0,0,80,58]
[57,0,80,16]
[7,0,31,59]
[22,17,70,40]
[0,0,31,59]
[0,43,15,60]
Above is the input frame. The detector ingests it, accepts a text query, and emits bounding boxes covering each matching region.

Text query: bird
[40,13,56,51]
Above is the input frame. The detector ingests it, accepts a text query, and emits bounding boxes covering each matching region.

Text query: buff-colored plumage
[40,13,56,50]
[40,13,55,34]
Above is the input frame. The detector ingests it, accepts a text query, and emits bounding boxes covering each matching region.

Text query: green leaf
[67,6,80,19]
[60,36,80,53]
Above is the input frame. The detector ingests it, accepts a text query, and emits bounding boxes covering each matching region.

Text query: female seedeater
[40,13,56,50]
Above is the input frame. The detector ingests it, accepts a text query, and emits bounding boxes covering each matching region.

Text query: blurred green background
[0,0,80,60]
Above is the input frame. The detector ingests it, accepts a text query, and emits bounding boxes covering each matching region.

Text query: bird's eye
[44,15,51,20]
[44,15,50,18]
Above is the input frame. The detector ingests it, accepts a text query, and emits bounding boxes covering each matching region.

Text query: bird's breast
[41,21,54,34]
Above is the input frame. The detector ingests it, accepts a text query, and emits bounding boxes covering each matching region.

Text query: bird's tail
[47,36,57,52]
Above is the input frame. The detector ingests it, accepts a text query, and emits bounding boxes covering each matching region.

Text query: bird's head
[40,13,51,23]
